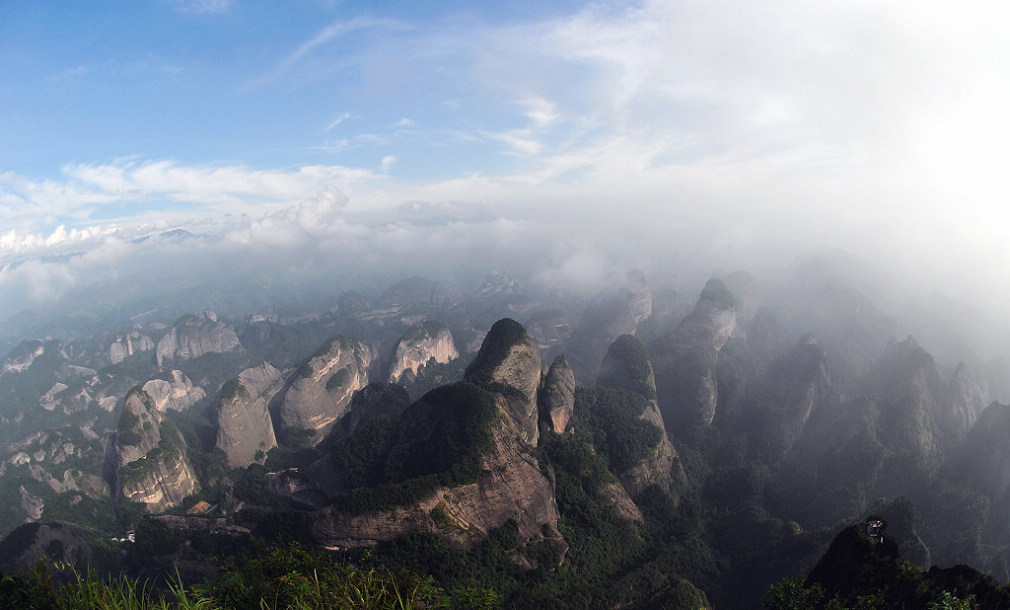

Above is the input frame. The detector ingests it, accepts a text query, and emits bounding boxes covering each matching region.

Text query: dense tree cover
[575,387,663,472]
[764,519,1010,609]
[328,381,498,514]
[0,541,484,609]
[463,318,529,387]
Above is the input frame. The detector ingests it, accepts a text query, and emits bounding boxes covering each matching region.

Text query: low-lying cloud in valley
[2,0,1009,361]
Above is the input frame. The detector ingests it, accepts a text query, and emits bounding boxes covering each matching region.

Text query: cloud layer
[2,0,1010,353]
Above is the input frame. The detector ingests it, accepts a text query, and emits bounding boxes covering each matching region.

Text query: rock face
[215,363,283,468]
[539,356,575,435]
[387,320,459,383]
[757,334,834,458]
[597,334,682,497]
[944,362,988,442]
[312,412,561,550]
[156,312,241,367]
[142,370,206,412]
[313,319,562,553]
[957,402,1010,501]
[278,336,374,448]
[115,387,199,512]
[650,278,737,437]
[465,318,543,447]
[107,330,155,365]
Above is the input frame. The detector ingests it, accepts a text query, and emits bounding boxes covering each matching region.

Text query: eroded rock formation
[387,320,459,383]
[278,336,374,448]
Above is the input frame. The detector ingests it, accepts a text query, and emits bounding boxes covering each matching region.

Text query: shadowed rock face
[957,402,1010,501]
[115,387,199,513]
[278,336,374,448]
[155,312,241,367]
[650,278,737,437]
[215,363,283,468]
[597,334,684,498]
[465,318,542,447]
[944,362,987,442]
[387,320,459,383]
[540,356,575,435]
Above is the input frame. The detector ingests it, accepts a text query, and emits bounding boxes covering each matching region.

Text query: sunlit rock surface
[278,336,374,448]
[387,320,458,383]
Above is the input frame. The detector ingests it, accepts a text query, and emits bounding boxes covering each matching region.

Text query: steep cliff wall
[387,320,459,383]
[278,336,374,448]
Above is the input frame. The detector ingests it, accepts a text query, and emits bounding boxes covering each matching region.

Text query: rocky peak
[387,320,459,383]
[278,336,374,448]
[539,356,575,435]
[650,278,738,437]
[155,312,241,367]
[465,318,542,446]
[215,369,279,468]
[142,370,206,412]
[115,387,199,512]
[597,334,683,497]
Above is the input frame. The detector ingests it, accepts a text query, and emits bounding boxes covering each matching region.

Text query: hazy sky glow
[2,1,1010,328]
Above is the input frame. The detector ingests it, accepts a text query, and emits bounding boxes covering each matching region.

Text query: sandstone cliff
[312,320,562,554]
[387,320,459,383]
[115,387,199,512]
[107,330,155,365]
[650,277,737,437]
[142,370,206,412]
[155,312,241,367]
[597,334,683,497]
[539,356,575,435]
[215,363,283,468]
[465,318,542,447]
[278,336,374,448]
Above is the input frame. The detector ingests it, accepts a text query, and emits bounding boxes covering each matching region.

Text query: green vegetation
[577,387,663,472]
[464,318,528,387]
[597,334,656,400]
[0,541,474,609]
[218,379,248,402]
[329,382,497,514]
[325,367,350,391]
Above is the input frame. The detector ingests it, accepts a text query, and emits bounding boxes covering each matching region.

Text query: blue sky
[2,0,1010,329]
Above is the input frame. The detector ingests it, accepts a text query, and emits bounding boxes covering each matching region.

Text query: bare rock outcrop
[142,370,206,412]
[387,320,459,383]
[215,363,283,468]
[155,312,241,367]
[278,336,374,448]
[944,362,988,442]
[115,387,199,512]
[465,318,542,446]
[107,330,155,365]
[539,356,575,435]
